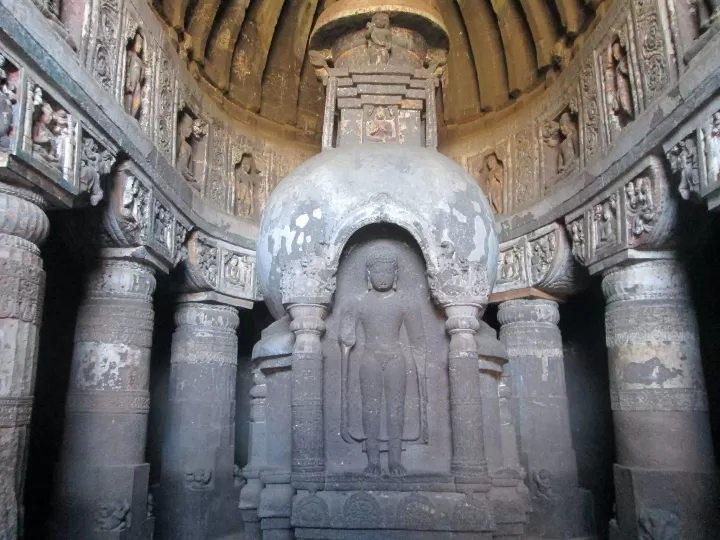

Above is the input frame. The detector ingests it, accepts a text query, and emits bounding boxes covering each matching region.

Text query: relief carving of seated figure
[339,251,426,477]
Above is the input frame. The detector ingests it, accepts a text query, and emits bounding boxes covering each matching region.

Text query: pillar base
[527,487,595,539]
[53,463,154,540]
[610,464,720,540]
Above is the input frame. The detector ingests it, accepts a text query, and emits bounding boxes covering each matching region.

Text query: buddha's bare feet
[364,462,382,476]
[388,461,407,477]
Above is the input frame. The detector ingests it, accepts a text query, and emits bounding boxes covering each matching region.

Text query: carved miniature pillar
[602,259,717,538]
[445,304,489,486]
[55,257,156,540]
[498,298,595,539]
[0,183,48,539]
[286,303,328,481]
[156,301,240,540]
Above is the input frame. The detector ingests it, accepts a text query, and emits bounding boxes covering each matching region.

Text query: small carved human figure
[80,138,114,206]
[595,195,617,245]
[339,252,426,476]
[477,153,503,214]
[176,111,197,182]
[0,54,17,151]
[557,112,579,173]
[569,220,585,261]
[225,254,248,288]
[608,39,633,129]
[626,177,655,237]
[234,154,260,218]
[124,30,145,119]
[500,248,521,281]
[532,469,558,499]
[98,499,131,531]
[31,89,58,163]
[365,12,392,64]
[669,138,700,200]
[704,112,720,185]
[366,106,397,142]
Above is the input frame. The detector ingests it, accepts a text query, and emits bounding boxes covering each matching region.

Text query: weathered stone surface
[54,257,156,540]
[602,258,719,539]
[0,182,48,540]
[157,301,242,540]
[498,298,595,539]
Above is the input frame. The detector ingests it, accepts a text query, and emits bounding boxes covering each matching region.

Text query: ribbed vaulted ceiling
[155,0,601,133]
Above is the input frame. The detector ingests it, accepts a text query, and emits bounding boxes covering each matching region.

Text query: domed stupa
[252,1,528,538]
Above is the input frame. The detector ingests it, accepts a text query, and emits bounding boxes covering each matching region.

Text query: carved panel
[151,197,174,259]
[220,249,256,298]
[174,99,208,190]
[22,81,77,182]
[206,124,228,208]
[154,51,175,159]
[541,97,580,191]
[632,0,673,106]
[512,126,537,211]
[0,51,21,153]
[666,131,700,201]
[467,143,508,215]
[78,129,116,206]
[580,57,603,161]
[230,145,264,220]
[495,238,528,293]
[85,0,121,93]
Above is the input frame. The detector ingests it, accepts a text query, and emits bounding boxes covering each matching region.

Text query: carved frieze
[23,82,76,180]
[512,126,537,210]
[0,53,20,153]
[154,51,175,159]
[564,155,676,274]
[491,222,579,297]
[427,241,489,306]
[84,0,121,93]
[206,124,228,208]
[632,0,673,106]
[79,133,116,206]
[581,57,603,161]
[280,245,336,305]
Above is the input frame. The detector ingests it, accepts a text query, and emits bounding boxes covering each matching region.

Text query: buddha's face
[368,261,396,291]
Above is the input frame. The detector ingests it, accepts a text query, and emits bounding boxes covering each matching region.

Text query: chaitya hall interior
[1,0,720,538]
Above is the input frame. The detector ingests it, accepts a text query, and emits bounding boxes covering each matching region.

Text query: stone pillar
[287,303,327,484]
[498,298,595,539]
[602,259,718,539]
[55,257,155,540]
[445,304,489,486]
[156,301,241,540]
[0,183,48,539]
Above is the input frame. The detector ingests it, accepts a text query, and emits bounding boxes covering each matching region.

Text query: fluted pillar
[55,257,156,540]
[602,259,718,539]
[498,298,595,539]
[157,301,241,540]
[0,183,49,539]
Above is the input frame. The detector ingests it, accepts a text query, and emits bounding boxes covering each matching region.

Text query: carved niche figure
[119,174,149,238]
[31,87,71,168]
[568,219,586,263]
[234,153,261,218]
[0,54,18,151]
[176,110,207,184]
[704,111,720,185]
[477,153,503,214]
[339,251,426,476]
[499,247,522,282]
[626,177,655,237]
[225,253,250,290]
[186,468,212,490]
[530,233,555,282]
[365,106,397,143]
[98,499,131,531]
[124,30,145,119]
[365,12,392,64]
[594,194,618,247]
[154,201,173,253]
[557,112,579,173]
[80,137,115,206]
[667,137,700,200]
[606,39,634,130]
[532,469,558,500]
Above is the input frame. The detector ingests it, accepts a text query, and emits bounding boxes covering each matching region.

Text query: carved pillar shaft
[602,260,714,469]
[498,299,579,489]
[157,301,240,540]
[287,303,327,479]
[0,183,48,539]
[445,304,489,485]
[498,298,595,538]
[55,258,155,539]
[602,259,717,538]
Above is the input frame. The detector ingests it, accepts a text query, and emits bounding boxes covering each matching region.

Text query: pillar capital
[497,298,560,326]
[0,183,49,245]
[601,257,688,304]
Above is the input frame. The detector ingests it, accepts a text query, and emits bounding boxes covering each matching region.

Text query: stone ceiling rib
[456,0,508,111]
[204,0,251,89]
[519,0,560,68]
[186,0,224,63]
[489,0,537,97]
[260,0,320,124]
[555,0,585,36]
[228,0,287,110]
[436,0,482,123]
